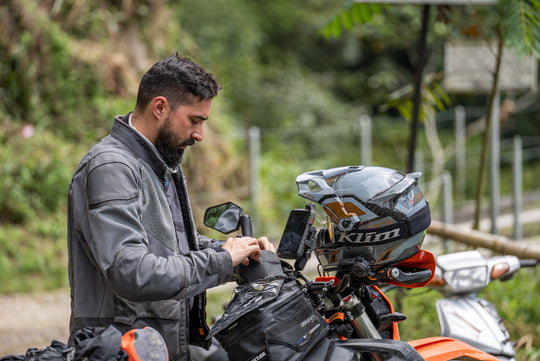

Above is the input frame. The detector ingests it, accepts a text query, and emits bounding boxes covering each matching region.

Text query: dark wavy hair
[135,54,221,110]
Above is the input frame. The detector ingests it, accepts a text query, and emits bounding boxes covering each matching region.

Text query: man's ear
[151,96,169,122]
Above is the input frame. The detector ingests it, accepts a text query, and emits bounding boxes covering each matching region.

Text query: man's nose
[192,123,204,142]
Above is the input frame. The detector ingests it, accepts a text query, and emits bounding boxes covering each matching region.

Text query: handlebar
[239,214,253,237]
[520,259,538,268]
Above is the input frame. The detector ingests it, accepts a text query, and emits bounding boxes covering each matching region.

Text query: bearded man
[67,54,273,361]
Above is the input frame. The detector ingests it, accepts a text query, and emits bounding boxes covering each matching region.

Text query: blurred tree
[472,0,540,230]
[319,1,540,229]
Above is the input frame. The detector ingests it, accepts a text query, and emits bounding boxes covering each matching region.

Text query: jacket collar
[111,113,172,179]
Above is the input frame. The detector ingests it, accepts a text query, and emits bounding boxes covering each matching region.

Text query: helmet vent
[307,180,322,192]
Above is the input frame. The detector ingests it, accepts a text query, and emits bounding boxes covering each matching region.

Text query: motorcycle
[424,250,537,361]
[202,201,502,361]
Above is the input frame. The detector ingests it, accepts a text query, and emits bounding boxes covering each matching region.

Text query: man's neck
[128,113,178,174]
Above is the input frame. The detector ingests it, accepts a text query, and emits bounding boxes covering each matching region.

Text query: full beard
[154,119,194,168]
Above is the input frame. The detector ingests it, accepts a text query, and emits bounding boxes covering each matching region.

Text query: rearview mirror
[204,202,243,234]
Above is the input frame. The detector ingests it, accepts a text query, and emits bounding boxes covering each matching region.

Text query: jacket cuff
[215,248,234,285]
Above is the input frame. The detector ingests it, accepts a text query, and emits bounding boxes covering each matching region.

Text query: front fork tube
[343,296,384,361]
[350,311,381,340]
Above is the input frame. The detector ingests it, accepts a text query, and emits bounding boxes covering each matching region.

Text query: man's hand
[256,236,276,253]
[222,237,262,266]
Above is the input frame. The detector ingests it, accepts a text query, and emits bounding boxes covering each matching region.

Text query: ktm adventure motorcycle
[202,203,503,361]
[200,165,534,361]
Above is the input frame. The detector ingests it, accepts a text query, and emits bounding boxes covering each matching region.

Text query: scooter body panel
[436,296,515,360]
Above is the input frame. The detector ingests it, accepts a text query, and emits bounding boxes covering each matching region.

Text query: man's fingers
[257,236,276,253]
[222,237,263,266]
[250,247,261,261]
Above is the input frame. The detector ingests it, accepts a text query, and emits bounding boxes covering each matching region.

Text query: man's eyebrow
[192,115,209,121]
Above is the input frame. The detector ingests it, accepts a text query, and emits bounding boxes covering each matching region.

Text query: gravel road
[0,290,70,357]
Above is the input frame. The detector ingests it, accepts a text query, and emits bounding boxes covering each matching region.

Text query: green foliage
[0,124,83,224]
[0,216,68,293]
[500,0,540,57]
[0,1,117,141]
[383,75,451,123]
[175,0,364,131]
[321,2,386,38]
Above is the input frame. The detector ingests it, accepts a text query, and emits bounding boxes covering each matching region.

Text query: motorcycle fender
[436,297,515,357]
[409,337,501,361]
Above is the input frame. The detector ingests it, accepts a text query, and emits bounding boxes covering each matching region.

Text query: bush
[0,124,82,224]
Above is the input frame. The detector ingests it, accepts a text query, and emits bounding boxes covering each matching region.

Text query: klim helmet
[296,166,431,272]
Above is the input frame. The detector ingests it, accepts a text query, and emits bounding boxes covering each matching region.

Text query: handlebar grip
[520,259,537,268]
[239,214,253,237]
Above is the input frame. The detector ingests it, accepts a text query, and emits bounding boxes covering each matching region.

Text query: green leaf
[426,88,445,111]
[341,10,354,30]
[398,101,413,121]
[501,0,540,58]
[433,82,451,107]
[331,17,343,37]
[320,3,387,38]
[352,3,374,24]
[351,4,364,24]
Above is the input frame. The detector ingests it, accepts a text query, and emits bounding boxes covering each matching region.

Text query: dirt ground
[0,284,234,358]
[0,290,70,357]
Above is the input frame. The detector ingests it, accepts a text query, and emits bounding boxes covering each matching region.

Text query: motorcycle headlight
[444,266,488,292]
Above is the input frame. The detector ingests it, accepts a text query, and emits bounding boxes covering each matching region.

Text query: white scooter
[427,250,537,361]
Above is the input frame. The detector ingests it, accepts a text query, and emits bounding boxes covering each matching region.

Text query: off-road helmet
[296,165,431,272]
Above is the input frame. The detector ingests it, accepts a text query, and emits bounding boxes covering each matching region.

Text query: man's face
[155,98,212,167]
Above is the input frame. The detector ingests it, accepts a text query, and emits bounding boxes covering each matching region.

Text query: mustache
[181,139,195,147]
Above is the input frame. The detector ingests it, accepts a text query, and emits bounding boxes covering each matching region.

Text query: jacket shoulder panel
[86,150,140,207]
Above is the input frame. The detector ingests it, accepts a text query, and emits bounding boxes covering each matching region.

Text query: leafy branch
[320,2,387,38]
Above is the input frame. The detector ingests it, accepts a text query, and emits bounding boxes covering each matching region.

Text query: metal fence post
[442,171,453,225]
[249,126,261,231]
[455,106,466,206]
[490,92,500,234]
[441,171,453,252]
[360,115,372,166]
[513,135,523,240]
[415,150,424,188]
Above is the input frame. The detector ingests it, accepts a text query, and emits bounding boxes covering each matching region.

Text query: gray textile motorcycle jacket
[67,114,233,361]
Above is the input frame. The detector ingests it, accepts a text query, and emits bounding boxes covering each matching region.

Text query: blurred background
[1,0,539,359]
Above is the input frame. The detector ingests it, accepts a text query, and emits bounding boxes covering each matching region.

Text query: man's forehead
[177,98,212,118]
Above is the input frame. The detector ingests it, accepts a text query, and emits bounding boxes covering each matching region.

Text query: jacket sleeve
[197,233,225,250]
[84,153,233,302]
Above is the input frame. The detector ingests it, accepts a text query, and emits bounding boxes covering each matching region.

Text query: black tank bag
[209,253,328,361]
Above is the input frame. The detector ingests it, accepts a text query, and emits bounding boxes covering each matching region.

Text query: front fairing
[436,296,515,360]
